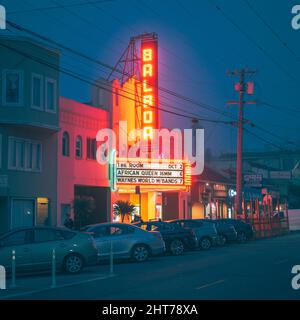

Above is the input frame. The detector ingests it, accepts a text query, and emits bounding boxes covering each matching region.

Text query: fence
[247,216,289,239]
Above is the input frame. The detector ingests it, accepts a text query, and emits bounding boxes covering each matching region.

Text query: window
[87,138,97,160]
[34,229,63,243]
[60,230,76,240]
[2,70,23,106]
[31,74,43,110]
[109,225,134,236]
[8,137,42,172]
[75,136,82,159]
[92,226,109,238]
[1,230,32,247]
[62,132,70,157]
[45,78,57,113]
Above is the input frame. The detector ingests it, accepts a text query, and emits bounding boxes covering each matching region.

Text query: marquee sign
[141,34,159,140]
[116,160,191,187]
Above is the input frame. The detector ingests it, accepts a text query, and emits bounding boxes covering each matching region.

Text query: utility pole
[227,69,256,218]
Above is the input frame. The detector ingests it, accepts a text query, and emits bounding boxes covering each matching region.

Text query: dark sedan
[202,219,238,246]
[134,221,197,255]
[218,219,255,243]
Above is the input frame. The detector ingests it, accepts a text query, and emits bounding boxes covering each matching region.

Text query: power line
[6,19,237,120]
[9,0,115,14]
[244,0,300,64]
[209,0,300,85]
[260,101,300,114]
[0,41,230,126]
[5,19,298,151]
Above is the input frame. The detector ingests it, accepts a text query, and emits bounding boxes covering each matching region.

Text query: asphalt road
[1,232,300,300]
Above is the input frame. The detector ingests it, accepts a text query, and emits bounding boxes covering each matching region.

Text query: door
[93,225,134,258]
[108,225,135,257]
[11,199,35,229]
[30,228,69,270]
[0,229,33,271]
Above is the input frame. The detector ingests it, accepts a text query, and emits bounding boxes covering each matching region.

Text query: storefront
[191,166,232,220]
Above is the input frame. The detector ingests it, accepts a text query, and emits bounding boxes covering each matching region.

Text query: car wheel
[237,232,247,243]
[199,237,212,250]
[132,244,149,262]
[64,254,84,274]
[170,239,184,255]
[217,235,227,246]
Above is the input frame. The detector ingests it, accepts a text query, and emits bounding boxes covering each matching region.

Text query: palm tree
[113,200,136,223]
[73,196,96,229]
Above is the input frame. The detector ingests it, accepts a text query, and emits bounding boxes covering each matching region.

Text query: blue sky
[2,0,300,155]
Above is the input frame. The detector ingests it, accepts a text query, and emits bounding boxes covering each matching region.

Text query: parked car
[82,223,165,262]
[0,226,99,274]
[202,219,238,246]
[134,221,197,255]
[168,219,218,250]
[218,219,255,243]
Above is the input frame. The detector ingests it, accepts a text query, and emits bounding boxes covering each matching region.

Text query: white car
[82,223,165,262]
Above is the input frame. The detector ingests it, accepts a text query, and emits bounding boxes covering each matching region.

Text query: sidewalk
[0,264,115,300]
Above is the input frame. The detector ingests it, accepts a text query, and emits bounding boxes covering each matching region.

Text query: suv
[134,221,197,255]
[218,219,255,243]
[168,219,218,250]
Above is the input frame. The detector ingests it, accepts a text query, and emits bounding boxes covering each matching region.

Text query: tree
[113,200,136,223]
[73,196,96,230]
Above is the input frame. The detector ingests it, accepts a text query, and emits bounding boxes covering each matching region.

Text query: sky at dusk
[2,0,300,155]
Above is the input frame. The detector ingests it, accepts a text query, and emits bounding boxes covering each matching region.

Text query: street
[1,232,300,300]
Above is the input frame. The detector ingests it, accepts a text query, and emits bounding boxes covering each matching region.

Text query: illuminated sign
[116,160,191,187]
[141,34,159,140]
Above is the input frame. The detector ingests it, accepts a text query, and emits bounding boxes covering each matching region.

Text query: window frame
[31,73,44,110]
[62,131,70,157]
[0,230,33,247]
[86,137,97,160]
[45,77,57,113]
[8,136,42,172]
[33,229,64,243]
[2,69,24,107]
[75,136,83,159]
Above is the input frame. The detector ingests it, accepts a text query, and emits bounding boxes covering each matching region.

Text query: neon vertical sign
[141,34,159,140]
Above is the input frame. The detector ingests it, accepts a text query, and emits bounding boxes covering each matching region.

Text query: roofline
[0,34,60,55]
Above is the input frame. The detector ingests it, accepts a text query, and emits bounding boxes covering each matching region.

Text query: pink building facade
[57,97,110,226]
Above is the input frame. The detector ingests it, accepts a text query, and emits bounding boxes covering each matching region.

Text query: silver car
[82,223,166,262]
[0,227,99,274]
[168,219,218,250]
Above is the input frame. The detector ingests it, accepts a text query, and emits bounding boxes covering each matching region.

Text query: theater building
[97,33,193,222]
